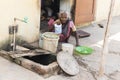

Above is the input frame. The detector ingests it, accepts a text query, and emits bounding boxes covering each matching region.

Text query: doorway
[40,0,60,32]
[74,0,96,25]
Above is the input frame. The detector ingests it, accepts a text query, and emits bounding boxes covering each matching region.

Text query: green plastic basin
[75,46,93,55]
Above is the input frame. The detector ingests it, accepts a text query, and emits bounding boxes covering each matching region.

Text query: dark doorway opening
[40,0,60,33]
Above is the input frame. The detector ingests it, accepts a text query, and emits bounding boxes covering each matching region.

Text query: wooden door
[74,0,96,25]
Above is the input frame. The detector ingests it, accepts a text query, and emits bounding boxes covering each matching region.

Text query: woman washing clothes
[48,11,79,46]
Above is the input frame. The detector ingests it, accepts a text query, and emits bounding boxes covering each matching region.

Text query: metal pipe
[12,17,28,52]
[13,20,17,52]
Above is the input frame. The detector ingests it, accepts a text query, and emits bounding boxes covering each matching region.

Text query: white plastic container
[62,43,74,55]
[54,24,62,34]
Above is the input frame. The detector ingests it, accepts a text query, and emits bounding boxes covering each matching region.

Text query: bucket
[62,43,74,55]
[39,32,59,53]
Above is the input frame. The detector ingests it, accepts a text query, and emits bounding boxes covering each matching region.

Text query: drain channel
[23,54,56,65]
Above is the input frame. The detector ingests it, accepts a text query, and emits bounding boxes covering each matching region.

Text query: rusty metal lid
[57,51,80,75]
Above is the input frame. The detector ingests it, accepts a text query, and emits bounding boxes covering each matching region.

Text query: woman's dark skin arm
[72,31,79,46]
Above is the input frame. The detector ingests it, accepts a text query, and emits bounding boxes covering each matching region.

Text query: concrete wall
[0,0,40,46]
[95,0,120,22]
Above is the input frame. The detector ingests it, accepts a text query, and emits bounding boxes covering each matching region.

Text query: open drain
[0,50,59,77]
[23,54,56,65]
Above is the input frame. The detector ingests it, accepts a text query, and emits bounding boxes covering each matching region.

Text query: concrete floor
[0,15,120,80]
